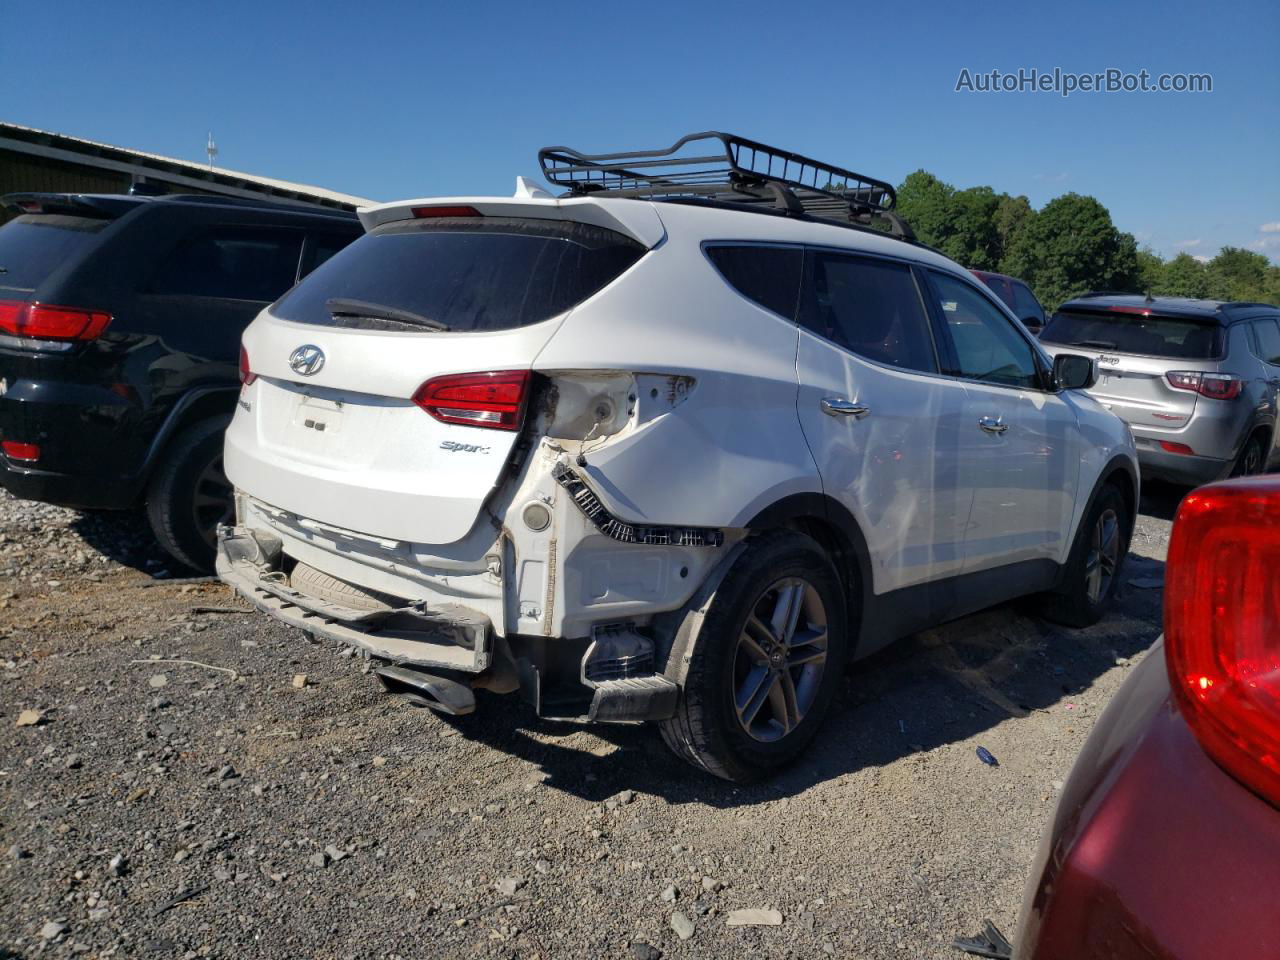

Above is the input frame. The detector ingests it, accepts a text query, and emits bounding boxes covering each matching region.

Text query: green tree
[1003,194,1139,310]
[1136,248,1165,294]
[895,170,956,248]
[1206,247,1272,302]
[1160,253,1211,298]
[945,186,1002,269]
[993,194,1035,273]
[895,172,1005,269]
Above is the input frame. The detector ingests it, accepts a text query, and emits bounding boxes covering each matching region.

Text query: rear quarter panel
[531,218,819,530]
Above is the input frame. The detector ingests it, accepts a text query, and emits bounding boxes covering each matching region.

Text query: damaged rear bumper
[217,523,492,672]
[216,522,681,723]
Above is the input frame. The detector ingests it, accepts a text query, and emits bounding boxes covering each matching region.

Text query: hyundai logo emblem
[289,344,325,377]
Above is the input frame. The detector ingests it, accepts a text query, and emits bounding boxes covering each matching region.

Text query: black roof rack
[538,131,914,240]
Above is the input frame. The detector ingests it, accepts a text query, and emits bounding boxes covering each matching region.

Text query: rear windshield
[1040,309,1223,359]
[0,215,111,296]
[271,217,645,333]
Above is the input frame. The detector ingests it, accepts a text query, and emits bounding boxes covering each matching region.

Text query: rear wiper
[325,298,449,332]
[1070,339,1117,349]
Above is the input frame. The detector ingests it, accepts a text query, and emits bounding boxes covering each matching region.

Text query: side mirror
[1054,353,1097,391]
[1022,316,1044,335]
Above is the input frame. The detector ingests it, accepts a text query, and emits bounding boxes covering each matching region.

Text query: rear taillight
[0,300,111,341]
[1,440,40,463]
[411,205,482,218]
[1160,440,1195,456]
[1165,476,1280,808]
[412,370,531,431]
[1166,370,1244,400]
[239,345,257,386]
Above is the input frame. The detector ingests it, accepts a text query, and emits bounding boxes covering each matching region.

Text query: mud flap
[587,676,680,722]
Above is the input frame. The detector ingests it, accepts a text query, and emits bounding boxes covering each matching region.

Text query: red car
[971,270,1047,333]
[1014,475,1280,958]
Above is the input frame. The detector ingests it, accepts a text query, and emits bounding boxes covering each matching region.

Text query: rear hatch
[1039,307,1224,429]
[228,202,655,544]
[0,196,136,468]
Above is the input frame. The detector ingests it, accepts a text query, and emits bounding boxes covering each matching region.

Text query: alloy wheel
[1084,508,1120,606]
[194,453,234,550]
[732,577,829,743]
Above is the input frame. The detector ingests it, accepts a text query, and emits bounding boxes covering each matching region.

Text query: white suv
[218,133,1138,781]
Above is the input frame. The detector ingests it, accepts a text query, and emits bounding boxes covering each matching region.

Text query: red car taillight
[239,345,257,386]
[1165,476,1280,808]
[2,440,40,463]
[1166,370,1245,400]
[0,300,111,341]
[412,370,531,431]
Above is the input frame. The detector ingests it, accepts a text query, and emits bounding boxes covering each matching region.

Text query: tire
[290,561,397,612]
[1036,484,1130,628]
[659,530,849,782]
[145,416,234,573]
[1230,430,1268,478]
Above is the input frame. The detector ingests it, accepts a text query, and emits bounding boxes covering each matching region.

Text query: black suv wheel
[659,531,848,782]
[145,416,233,572]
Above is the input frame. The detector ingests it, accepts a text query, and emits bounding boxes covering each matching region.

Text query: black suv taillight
[0,300,111,341]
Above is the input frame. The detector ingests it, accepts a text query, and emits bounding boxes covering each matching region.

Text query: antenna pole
[206,132,218,171]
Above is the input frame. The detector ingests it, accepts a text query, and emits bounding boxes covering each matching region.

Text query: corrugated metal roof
[0,121,375,210]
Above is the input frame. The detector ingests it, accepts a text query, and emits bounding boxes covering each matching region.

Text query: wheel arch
[140,387,238,478]
[744,492,872,651]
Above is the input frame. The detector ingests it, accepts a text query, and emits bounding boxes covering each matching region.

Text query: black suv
[0,192,362,570]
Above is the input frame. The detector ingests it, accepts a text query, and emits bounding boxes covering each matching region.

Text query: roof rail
[538,131,914,240]
[1074,290,1143,299]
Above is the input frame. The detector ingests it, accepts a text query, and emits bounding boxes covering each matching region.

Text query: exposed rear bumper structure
[216,523,492,672]
[216,521,681,724]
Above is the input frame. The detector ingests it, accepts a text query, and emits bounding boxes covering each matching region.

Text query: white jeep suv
[218,133,1138,781]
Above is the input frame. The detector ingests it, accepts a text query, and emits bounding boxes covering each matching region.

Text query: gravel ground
[0,486,1180,960]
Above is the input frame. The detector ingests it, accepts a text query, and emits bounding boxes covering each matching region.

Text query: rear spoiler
[357,179,666,248]
[2,192,142,219]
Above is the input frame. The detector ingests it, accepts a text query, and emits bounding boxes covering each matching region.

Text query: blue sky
[5,0,1278,262]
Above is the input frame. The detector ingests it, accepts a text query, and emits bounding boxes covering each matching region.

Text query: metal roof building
[0,121,373,221]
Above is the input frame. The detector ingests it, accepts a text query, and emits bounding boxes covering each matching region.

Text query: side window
[705,244,802,320]
[929,271,1041,389]
[301,231,359,280]
[147,227,303,301]
[1255,319,1280,365]
[801,253,938,373]
[1011,281,1045,325]
[983,275,1016,310]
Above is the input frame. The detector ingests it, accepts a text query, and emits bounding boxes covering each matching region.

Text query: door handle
[978,416,1008,435]
[821,397,871,419]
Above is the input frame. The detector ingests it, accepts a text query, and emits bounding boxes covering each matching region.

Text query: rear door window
[272,218,645,333]
[1040,309,1223,359]
[0,214,112,296]
[927,271,1041,389]
[799,252,938,373]
[1010,281,1045,326]
[1255,319,1280,365]
[147,227,304,301]
[705,244,802,320]
[301,231,360,280]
